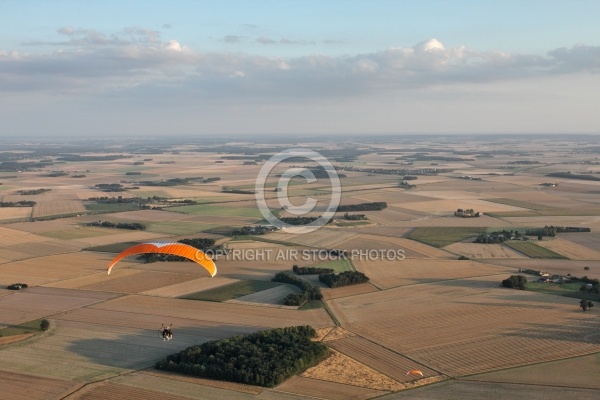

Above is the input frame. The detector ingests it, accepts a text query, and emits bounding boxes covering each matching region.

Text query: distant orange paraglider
[107,242,216,277]
[406,369,424,378]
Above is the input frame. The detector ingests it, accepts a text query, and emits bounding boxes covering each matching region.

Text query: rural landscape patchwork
[0,135,599,399]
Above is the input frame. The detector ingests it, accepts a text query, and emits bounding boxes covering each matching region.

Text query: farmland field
[504,241,569,259]
[534,237,600,260]
[443,243,525,259]
[181,280,283,302]
[408,226,488,247]
[1,138,600,399]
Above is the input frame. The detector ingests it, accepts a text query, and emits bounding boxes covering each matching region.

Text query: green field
[408,226,488,248]
[168,203,264,218]
[504,241,568,259]
[146,221,218,235]
[311,258,355,272]
[0,318,48,338]
[526,281,600,301]
[181,280,283,302]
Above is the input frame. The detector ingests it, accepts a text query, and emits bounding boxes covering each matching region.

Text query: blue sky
[1,0,600,137]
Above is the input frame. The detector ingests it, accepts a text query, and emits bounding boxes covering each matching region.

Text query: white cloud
[2,31,600,103]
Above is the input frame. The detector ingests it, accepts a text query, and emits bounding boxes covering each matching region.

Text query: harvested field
[0,252,112,281]
[70,230,167,246]
[0,286,121,326]
[182,280,283,302]
[227,240,291,250]
[42,270,139,289]
[168,203,263,219]
[0,226,50,245]
[137,370,263,395]
[408,226,488,248]
[66,382,201,400]
[0,370,80,400]
[483,259,600,280]
[562,232,600,251]
[6,240,81,257]
[502,215,600,227]
[352,258,512,290]
[504,241,568,259]
[390,214,511,228]
[0,206,31,220]
[88,294,334,330]
[382,380,600,400]
[31,192,86,218]
[486,197,559,211]
[141,277,239,297]
[328,279,600,377]
[358,208,429,225]
[408,190,487,200]
[0,295,331,385]
[398,199,527,214]
[77,271,203,294]
[535,237,600,260]
[352,226,412,238]
[230,284,297,305]
[0,332,36,345]
[443,243,526,259]
[275,376,390,400]
[465,353,600,389]
[350,189,436,205]
[39,226,122,240]
[322,283,379,300]
[337,234,453,259]
[3,218,79,234]
[264,228,358,248]
[104,209,192,223]
[326,336,438,383]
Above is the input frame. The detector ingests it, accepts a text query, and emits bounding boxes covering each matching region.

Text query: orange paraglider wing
[406,369,424,377]
[107,242,216,277]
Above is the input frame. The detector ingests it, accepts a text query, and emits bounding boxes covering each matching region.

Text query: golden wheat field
[1,138,600,399]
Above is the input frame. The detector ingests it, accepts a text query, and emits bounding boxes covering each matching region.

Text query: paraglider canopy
[406,369,424,378]
[107,242,216,277]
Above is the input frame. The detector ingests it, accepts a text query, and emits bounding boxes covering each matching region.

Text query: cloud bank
[2,28,599,101]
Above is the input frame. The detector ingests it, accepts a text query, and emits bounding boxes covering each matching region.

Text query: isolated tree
[40,319,50,331]
[580,299,594,311]
[502,275,527,290]
[584,266,590,271]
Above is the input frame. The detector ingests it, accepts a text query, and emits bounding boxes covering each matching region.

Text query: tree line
[85,221,147,230]
[337,202,387,212]
[0,201,36,207]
